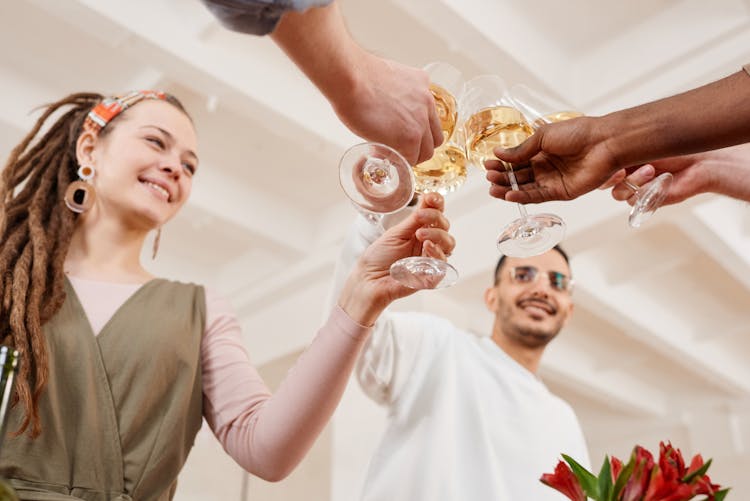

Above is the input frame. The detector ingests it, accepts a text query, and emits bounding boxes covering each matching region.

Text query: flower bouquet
[540,441,729,501]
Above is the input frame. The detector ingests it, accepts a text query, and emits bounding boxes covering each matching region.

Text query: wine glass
[412,62,466,195]
[390,62,464,289]
[506,84,583,127]
[339,141,416,233]
[462,76,565,257]
[622,173,674,228]
[507,83,672,229]
[340,139,457,290]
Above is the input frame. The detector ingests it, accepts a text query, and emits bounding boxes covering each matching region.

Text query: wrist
[708,154,750,200]
[325,46,373,115]
[599,108,663,171]
[337,265,387,327]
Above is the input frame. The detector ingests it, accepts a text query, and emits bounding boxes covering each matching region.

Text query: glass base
[390,257,458,290]
[628,172,673,228]
[497,213,565,257]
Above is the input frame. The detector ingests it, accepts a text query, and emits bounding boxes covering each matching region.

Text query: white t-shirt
[356,312,591,501]
[335,216,591,501]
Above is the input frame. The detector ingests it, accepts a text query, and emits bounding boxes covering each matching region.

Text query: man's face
[484,250,574,349]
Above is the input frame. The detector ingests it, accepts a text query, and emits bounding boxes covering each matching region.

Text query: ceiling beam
[42,0,353,154]
[577,2,750,111]
[542,340,668,417]
[572,274,750,396]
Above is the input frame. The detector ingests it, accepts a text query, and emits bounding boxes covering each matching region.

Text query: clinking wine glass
[622,173,673,228]
[390,62,464,289]
[339,142,415,232]
[506,83,583,127]
[508,83,672,229]
[462,76,565,257]
[339,140,456,290]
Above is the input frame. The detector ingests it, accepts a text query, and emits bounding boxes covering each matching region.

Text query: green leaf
[714,488,730,501]
[682,458,712,484]
[562,454,600,499]
[597,456,613,501]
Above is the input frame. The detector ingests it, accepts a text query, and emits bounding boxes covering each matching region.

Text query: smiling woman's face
[485,250,574,348]
[76,99,199,231]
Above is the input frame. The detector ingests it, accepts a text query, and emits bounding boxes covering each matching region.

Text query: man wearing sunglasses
[332,195,589,500]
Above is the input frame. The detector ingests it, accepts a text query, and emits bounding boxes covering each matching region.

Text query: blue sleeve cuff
[200,0,332,36]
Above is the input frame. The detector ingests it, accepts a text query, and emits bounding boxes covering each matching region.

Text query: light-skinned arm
[602,143,750,207]
[271,3,443,165]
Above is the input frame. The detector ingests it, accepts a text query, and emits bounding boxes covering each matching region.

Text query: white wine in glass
[412,84,467,195]
[389,64,464,290]
[465,105,533,170]
[431,82,458,142]
[538,110,583,125]
[462,75,566,257]
[465,105,564,257]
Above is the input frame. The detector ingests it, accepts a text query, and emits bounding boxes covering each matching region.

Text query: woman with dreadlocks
[0,91,454,500]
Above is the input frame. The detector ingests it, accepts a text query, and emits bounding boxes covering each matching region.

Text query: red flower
[610,456,623,484]
[540,441,729,501]
[540,460,586,501]
[643,442,725,501]
[622,446,655,501]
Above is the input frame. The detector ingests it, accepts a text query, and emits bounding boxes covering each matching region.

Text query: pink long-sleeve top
[67,275,370,481]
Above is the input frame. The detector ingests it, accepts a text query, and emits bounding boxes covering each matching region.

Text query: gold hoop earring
[64,165,96,213]
[152,227,161,260]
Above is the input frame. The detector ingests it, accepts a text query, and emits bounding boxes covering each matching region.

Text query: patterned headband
[84,90,168,133]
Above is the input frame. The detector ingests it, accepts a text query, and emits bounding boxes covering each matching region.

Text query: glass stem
[623,179,641,195]
[505,164,529,218]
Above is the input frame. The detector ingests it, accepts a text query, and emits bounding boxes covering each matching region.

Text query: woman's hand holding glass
[337,193,455,326]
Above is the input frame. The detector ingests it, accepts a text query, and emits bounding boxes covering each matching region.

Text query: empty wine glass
[339,141,415,233]
[462,76,565,257]
[339,140,456,290]
[622,173,674,228]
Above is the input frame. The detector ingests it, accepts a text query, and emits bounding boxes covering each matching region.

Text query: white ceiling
[2,0,750,499]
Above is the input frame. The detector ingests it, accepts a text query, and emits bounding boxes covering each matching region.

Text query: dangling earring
[64,165,96,213]
[152,227,161,260]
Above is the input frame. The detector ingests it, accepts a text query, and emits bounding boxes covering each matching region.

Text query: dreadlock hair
[0,92,188,438]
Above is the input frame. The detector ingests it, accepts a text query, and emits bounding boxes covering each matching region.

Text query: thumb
[660,172,694,207]
[611,164,655,201]
[492,130,543,164]
[389,192,446,238]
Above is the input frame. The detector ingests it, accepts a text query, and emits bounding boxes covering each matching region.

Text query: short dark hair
[493,245,571,285]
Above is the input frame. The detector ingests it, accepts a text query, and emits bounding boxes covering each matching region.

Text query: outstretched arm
[487,69,750,204]
[204,194,454,481]
[201,0,442,164]
[602,143,750,207]
[271,3,443,165]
